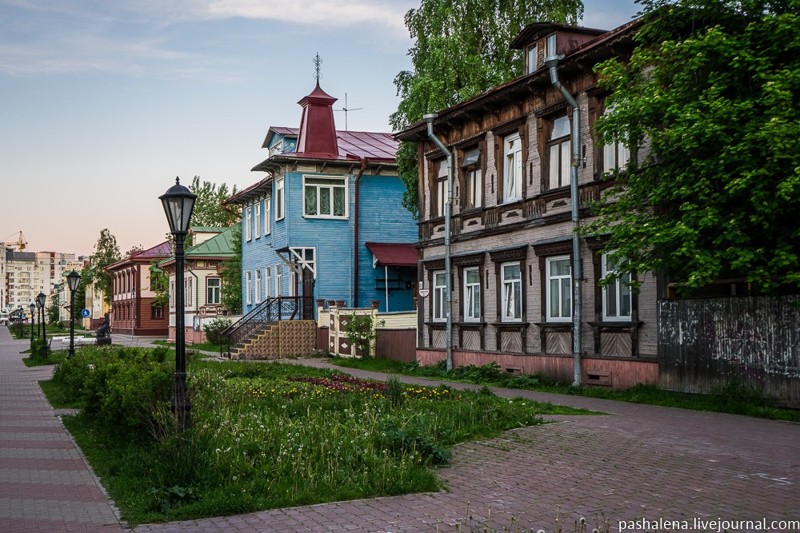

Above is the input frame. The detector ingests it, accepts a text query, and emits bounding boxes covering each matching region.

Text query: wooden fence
[658,296,800,406]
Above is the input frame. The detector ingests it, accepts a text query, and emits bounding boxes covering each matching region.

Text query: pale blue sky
[0,0,642,256]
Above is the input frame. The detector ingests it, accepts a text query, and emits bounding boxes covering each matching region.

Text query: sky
[0,0,642,257]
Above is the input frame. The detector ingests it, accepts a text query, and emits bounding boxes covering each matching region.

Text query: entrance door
[302,267,315,319]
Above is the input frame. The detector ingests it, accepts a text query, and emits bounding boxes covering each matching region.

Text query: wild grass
[331,358,800,423]
[43,348,585,525]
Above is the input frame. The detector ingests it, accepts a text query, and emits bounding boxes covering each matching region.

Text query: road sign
[81,309,90,318]
[418,289,430,298]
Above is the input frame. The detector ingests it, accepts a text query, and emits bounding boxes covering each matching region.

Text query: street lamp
[67,270,81,359]
[160,177,197,431]
[36,292,46,357]
[29,302,35,343]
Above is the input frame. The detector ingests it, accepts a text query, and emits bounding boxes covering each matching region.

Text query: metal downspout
[423,114,453,371]
[353,158,368,308]
[545,55,583,386]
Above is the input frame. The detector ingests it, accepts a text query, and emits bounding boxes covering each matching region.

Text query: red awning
[365,242,417,267]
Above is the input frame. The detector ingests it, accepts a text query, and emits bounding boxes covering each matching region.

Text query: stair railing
[223,296,315,356]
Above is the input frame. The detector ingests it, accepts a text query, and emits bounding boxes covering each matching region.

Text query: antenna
[335,93,363,131]
[313,53,322,84]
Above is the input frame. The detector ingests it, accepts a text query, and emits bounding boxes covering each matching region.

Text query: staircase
[224,296,315,359]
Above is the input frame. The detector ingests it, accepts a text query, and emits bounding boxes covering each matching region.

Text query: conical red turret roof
[296,82,339,158]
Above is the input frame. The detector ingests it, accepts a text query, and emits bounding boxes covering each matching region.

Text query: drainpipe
[353,158,368,308]
[545,55,583,386]
[423,114,453,371]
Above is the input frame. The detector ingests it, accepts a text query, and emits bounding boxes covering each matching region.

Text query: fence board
[658,296,800,406]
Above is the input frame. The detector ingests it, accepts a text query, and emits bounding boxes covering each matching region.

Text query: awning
[365,242,417,267]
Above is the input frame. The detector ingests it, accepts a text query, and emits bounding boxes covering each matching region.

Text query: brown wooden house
[398,19,660,388]
[106,241,171,336]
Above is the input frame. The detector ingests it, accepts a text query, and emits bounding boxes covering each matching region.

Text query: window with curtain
[548,115,571,190]
[463,267,481,322]
[503,134,522,203]
[432,270,446,322]
[275,178,285,220]
[501,262,522,321]
[602,253,632,320]
[304,176,347,218]
[254,269,262,303]
[601,108,631,174]
[546,256,572,322]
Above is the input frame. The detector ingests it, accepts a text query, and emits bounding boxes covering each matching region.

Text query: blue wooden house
[225,82,417,349]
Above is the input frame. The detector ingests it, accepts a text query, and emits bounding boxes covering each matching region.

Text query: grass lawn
[42,349,591,526]
[331,357,800,423]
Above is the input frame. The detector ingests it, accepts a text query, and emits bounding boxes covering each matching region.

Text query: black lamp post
[36,292,46,356]
[160,177,197,432]
[67,270,81,358]
[29,303,35,343]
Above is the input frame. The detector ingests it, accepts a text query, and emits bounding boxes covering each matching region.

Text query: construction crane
[1,231,27,250]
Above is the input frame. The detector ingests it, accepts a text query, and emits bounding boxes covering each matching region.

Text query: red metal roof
[366,242,417,267]
[336,131,397,161]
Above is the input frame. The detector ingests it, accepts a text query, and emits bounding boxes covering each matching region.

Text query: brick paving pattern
[0,328,123,532]
[2,328,798,532]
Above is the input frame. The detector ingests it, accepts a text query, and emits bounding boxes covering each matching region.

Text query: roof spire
[313,52,322,85]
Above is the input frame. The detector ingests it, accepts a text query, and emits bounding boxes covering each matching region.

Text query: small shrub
[203,317,232,346]
[343,312,376,357]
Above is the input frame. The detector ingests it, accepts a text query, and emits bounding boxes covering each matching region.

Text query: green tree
[391,0,584,216]
[89,229,121,305]
[221,224,242,314]
[189,176,239,227]
[587,0,800,294]
[149,260,170,308]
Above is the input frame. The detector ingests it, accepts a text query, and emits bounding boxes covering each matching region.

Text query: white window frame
[602,253,632,321]
[526,44,538,74]
[545,33,557,58]
[264,195,271,235]
[254,201,261,239]
[275,178,285,221]
[185,277,193,307]
[601,108,631,174]
[289,268,297,297]
[432,270,447,322]
[254,269,262,303]
[548,115,571,190]
[245,205,252,241]
[245,271,252,305]
[500,262,522,322]
[434,160,448,218]
[264,267,272,300]
[466,167,482,209]
[275,264,282,297]
[207,277,221,305]
[546,255,572,322]
[503,133,522,203]
[303,175,348,219]
[463,266,481,322]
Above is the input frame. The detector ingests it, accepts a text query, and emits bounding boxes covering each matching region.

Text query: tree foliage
[391,0,584,216]
[89,229,121,305]
[149,260,170,308]
[587,0,800,295]
[221,224,242,314]
[189,176,239,227]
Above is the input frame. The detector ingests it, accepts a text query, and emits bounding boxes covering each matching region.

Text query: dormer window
[526,44,538,74]
[546,34,557,58]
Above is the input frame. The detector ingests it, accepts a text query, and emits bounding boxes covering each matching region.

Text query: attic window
[546,34,557,58]
[526,44,538,74]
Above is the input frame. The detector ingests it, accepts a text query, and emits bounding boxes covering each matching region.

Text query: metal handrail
[223,296,314,356]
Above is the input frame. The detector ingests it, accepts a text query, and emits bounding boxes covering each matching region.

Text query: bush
[203,317,231,346]
[9,322,28,338]
[53,346,174,439]
[343,312,376,357]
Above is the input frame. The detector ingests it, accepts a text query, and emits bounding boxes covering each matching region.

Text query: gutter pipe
[353,157,368,308]
[423,114,453,371]
[545,55,583,387]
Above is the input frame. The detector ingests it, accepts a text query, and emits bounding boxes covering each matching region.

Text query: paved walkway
[0,328,123,532]
[2,332,799,532]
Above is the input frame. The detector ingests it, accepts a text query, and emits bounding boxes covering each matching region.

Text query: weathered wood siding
[658,296,800,406]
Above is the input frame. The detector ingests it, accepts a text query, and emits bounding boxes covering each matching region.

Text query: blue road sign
[81,309,90,318]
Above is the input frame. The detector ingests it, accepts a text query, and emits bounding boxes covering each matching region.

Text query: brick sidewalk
[0,328,123,533]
